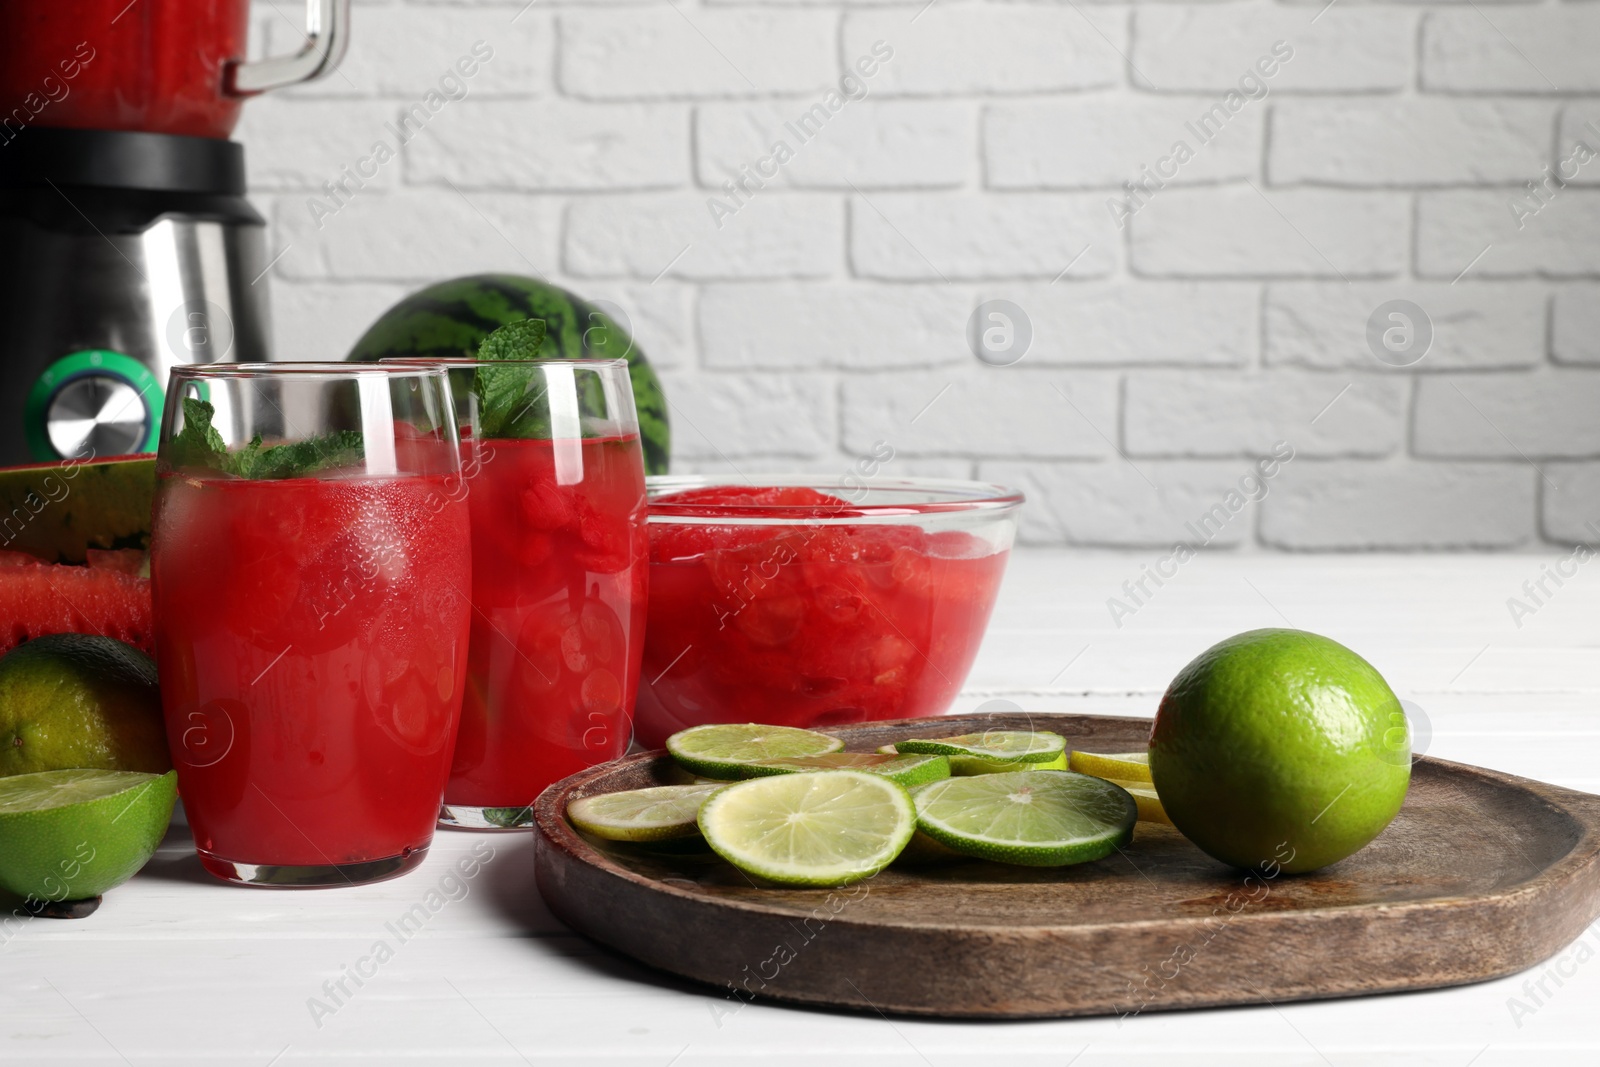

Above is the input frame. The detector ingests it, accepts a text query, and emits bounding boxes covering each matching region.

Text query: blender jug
[0,0,349,140]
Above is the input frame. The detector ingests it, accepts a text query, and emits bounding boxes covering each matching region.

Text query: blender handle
[224,0,350,96]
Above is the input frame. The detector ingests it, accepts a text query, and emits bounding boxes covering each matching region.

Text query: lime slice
[883,735,1067,774]
[749,752,950,789]
[666,723,843,779]
[950,752,1068,776]
[896,730,1066,764]
[1069,750,1152,784]
[1110,779,1172,825]
[698,770,915,886]
[568,783,724,842]
[0,769,177,901]
[913,771,1137,867]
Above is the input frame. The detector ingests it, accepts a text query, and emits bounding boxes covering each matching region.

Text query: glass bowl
[635,475,1023,748]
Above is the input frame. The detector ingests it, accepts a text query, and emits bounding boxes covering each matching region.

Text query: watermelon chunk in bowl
[637,476,1024,748]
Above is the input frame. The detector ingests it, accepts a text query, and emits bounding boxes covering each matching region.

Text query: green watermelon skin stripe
[347,274,671,475]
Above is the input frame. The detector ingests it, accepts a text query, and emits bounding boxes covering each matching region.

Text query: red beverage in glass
[445,435,648,817]
[636,484,1016,748]
[152,472,471,873]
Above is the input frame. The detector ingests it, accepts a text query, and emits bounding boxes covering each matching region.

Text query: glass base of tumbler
[438,803,535,831]
[197,845,429,888]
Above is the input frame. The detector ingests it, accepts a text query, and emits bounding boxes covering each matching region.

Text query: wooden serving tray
[533,712,1600,1018]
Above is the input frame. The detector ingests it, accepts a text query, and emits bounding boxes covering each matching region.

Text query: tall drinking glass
[150,363,470,887]
[382,358,647,829]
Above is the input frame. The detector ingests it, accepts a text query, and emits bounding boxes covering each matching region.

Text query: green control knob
[25,351,163,462]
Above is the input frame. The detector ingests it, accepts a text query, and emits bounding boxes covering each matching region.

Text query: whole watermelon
[347,275,670,475]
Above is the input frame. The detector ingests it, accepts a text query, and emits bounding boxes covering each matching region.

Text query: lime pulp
[567,783,724,842]
[913,770,1136,867]
[895,730,1067,764]
[666,723,844,779]
[748,752,950,789]
[697,770,914,886]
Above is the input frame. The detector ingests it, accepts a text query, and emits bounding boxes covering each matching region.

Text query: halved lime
[568,783,724,842]
[1110,780,1171,825]
[950,752,1068,776]
[0,769,177,901]
[666,723,843,779]
[913,771,1136,867]
[0,634,169,777]
[749,752,950,789]
[895,730,1067,764]
[698,770,915,886]
[1069,750,1152,784]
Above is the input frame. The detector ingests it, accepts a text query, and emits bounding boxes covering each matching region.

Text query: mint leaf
[477,319,547,362]
[230,434,265,478]
[165,398,230,471]
[161,396,364,479]
[474,319,548,439]
[247,431,366,479]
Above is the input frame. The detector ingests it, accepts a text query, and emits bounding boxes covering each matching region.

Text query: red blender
[0,0,349,463]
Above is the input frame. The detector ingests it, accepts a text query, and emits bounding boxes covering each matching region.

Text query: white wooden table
[6,550,1597,1066]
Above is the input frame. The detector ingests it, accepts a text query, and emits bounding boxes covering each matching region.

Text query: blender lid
[0,128,246,196]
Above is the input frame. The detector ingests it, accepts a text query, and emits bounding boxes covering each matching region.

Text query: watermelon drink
[636,478,1022,748]
[151,364,470,887]
[381,356,647,829]
[448,434,646,824]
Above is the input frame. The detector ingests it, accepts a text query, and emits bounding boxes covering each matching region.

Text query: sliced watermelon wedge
[0,454,155,564]
[0,551,153,656]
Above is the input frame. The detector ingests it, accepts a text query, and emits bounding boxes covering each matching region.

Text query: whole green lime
[1149,629,1410,874]
[0,634,170,778]
[0,769,177,901]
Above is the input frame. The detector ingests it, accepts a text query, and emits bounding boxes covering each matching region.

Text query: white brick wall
[1421,9,1600,93]
[1260,462,1536,550]
[850,194,1118,280]
[1132,188,1409,278]
[1265,284,1546,370]
[560,10,837,99]
[698,101,972,189]
[248,0,1599,551]
[842,9,1125,95]
[1414,373,1600,459]
[406,101,689,190]
[1124,372,1406,457]
[1418,192,1600,278]
[276,7,551,98]
[1268,100,1552,186]
[698,283,969,369]
[1131,8,1413,93]
[985,96,1261,189]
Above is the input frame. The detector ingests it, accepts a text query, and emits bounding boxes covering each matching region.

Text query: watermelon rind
[347,274,671,476]
[0,456,155,565]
